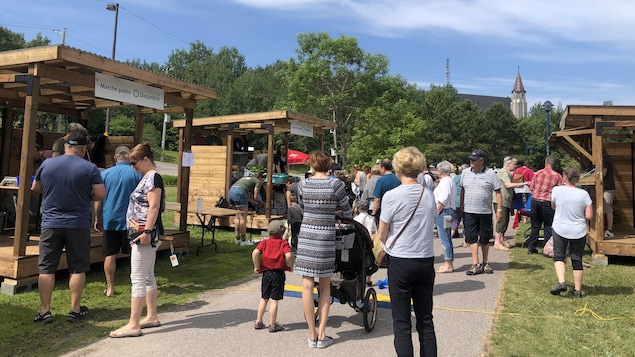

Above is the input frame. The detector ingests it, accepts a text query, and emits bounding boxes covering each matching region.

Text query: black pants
[388,256,437,357]
[529,200,554,251]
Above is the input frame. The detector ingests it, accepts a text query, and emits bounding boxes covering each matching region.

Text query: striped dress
[294,177,352,278]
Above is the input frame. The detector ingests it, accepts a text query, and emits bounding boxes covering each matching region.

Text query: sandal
[66,306,88,323]
[109,327,143,338]
[493,245,510,251]
[33,310,53,324]
[502,241,512,248]
[436,266,454,273]
[268,322,284,333]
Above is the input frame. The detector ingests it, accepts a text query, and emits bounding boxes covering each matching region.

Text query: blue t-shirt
[35,155,103,229]
[373,173,401,199]
[101,162,143,231]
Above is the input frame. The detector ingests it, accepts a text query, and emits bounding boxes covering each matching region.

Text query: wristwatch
[143,229,153,234]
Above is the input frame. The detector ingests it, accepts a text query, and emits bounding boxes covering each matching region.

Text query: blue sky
[3,0,635,109]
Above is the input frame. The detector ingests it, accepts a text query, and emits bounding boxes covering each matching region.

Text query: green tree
[283,32,391,167]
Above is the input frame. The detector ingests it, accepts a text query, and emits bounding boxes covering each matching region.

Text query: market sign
[290,121,313,137]
[95,72,164,109]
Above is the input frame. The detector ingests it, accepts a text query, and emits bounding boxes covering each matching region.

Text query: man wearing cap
[94,146,143,297]
[460,149,502,275]
[32,131,106,323]
[372,159,401,225]
[51,122,89,157]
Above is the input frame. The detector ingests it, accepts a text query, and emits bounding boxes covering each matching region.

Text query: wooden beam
[179,108,194,230]
[134,109,144,146]
[13,68,38,257]
[593,119,605,244]
[560,135,593,162]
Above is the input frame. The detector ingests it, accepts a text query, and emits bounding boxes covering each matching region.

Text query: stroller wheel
[362,288,377,332]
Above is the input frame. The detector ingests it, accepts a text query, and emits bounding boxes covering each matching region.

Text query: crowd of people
[29,130,606,355]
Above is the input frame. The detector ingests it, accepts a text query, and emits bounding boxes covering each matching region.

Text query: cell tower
[446,58,450,88]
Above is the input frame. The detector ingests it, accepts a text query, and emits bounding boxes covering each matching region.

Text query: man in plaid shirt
[527,156,562,254]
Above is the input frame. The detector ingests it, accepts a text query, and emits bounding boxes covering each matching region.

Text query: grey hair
[436,160,453,176]
[503,156,517,167]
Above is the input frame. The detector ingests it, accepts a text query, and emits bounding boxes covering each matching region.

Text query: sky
[3,0,635,110]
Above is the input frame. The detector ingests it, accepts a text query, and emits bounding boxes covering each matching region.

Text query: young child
[286,192,303,253]
[252,219,293,332]
[353,200,377,286]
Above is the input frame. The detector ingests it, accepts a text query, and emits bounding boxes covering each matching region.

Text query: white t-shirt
[551,186,592,239]
[379,184,436,259]
[434,176,457,210]
[354,211,376,235]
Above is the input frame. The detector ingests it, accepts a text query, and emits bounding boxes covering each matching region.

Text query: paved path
[155,161,178,176]
[63,225,516,357]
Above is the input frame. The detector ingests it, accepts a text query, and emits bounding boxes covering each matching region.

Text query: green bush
[163,174,178,186]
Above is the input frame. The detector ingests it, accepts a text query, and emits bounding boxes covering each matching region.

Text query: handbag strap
[388,186,425,249]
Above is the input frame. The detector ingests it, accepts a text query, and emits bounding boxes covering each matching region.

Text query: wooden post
[134,109,144,145]
[0,104,13,178]
[265,124,274,218]
[14,68,39,257]
[593,118,605,242]
[226,124,236,198]
[179,108,193,230]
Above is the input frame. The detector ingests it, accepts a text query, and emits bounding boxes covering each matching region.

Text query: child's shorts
[261,270,286,300]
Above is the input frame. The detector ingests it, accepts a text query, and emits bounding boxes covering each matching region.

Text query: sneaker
[317,336,334,349]
[466,264,483,276]
[268,322,284,332]
[240,240,254,246]
[550,282,567,295]
[254,321,266,330]
[235,238,241,245]
[308,338,317,348]
[604,230,614,238]
[572,290,583,298]
[482,263,493,274]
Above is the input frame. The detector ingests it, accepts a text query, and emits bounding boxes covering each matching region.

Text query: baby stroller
[315,216,380,332]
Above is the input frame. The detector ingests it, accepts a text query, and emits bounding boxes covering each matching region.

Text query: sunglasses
[130,160,138,166]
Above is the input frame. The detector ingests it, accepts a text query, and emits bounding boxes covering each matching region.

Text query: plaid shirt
[530,167,562,201]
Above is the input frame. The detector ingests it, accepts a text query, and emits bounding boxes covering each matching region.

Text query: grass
[487,222,635,357]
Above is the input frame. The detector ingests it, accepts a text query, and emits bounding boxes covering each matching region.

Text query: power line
[120,5,190,46]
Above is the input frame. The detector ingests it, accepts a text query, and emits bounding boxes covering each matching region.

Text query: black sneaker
[527,249,539,255]
[572,290,583,298]
[466,264,483,276]
[550,282,567,295]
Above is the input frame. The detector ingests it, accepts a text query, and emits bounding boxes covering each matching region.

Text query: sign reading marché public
[95,72,164,109]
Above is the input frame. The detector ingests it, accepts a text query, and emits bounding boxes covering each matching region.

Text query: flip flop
[502,241,513,248]
[109,327,143,338]
[140,321,162,329]
[493,245,510,251]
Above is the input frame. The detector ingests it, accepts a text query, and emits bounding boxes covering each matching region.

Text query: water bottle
[197,196,203,212]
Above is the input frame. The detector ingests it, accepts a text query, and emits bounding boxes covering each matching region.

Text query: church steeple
[510,68,527,118]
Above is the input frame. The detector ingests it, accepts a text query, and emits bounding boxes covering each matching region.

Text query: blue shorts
[228,186,248,208]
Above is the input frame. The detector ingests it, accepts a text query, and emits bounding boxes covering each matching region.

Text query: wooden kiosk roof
[0,45,217,260]
[172,111,337,218]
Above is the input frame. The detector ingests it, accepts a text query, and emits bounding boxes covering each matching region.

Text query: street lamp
[105,3,119,134]
[543,100,553,157]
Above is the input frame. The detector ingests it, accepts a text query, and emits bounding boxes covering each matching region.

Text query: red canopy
[288,149,310,165]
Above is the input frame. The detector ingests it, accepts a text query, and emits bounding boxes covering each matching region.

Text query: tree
[283,33,391,167]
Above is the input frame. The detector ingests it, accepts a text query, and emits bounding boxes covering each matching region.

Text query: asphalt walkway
[62,221,516,357]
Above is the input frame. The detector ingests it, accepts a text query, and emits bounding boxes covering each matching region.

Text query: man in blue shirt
[32,131,106,323]
[372,159,401,224]
[94,146,142,297]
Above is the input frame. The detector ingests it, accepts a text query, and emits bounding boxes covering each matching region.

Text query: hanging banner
[95,72,164,109]
[290,121,313,137]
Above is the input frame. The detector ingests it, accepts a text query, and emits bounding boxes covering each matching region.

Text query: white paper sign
[95,72,164,109]
[182,152,194,167]
[290,121,314,137]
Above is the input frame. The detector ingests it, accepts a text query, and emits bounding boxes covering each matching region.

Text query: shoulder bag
[375,187,425,266]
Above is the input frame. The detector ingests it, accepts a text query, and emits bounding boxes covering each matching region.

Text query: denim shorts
[228,186,248,208]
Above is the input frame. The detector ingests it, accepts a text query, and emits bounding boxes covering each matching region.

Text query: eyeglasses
[130,160,138,166]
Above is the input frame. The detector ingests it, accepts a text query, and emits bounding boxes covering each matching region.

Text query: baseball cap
[66,131,88,145]
[468,149,486,161]
[268,220,286,237]
[114,145,130,157]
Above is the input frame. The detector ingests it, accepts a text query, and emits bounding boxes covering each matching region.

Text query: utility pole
[161,113,170,162]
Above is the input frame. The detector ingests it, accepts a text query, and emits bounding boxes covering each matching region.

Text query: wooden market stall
[172,110,337,230]
[0,45,217,293]
[554,105,635,264]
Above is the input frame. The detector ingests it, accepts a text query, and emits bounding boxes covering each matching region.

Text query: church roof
[512,70,525,93]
